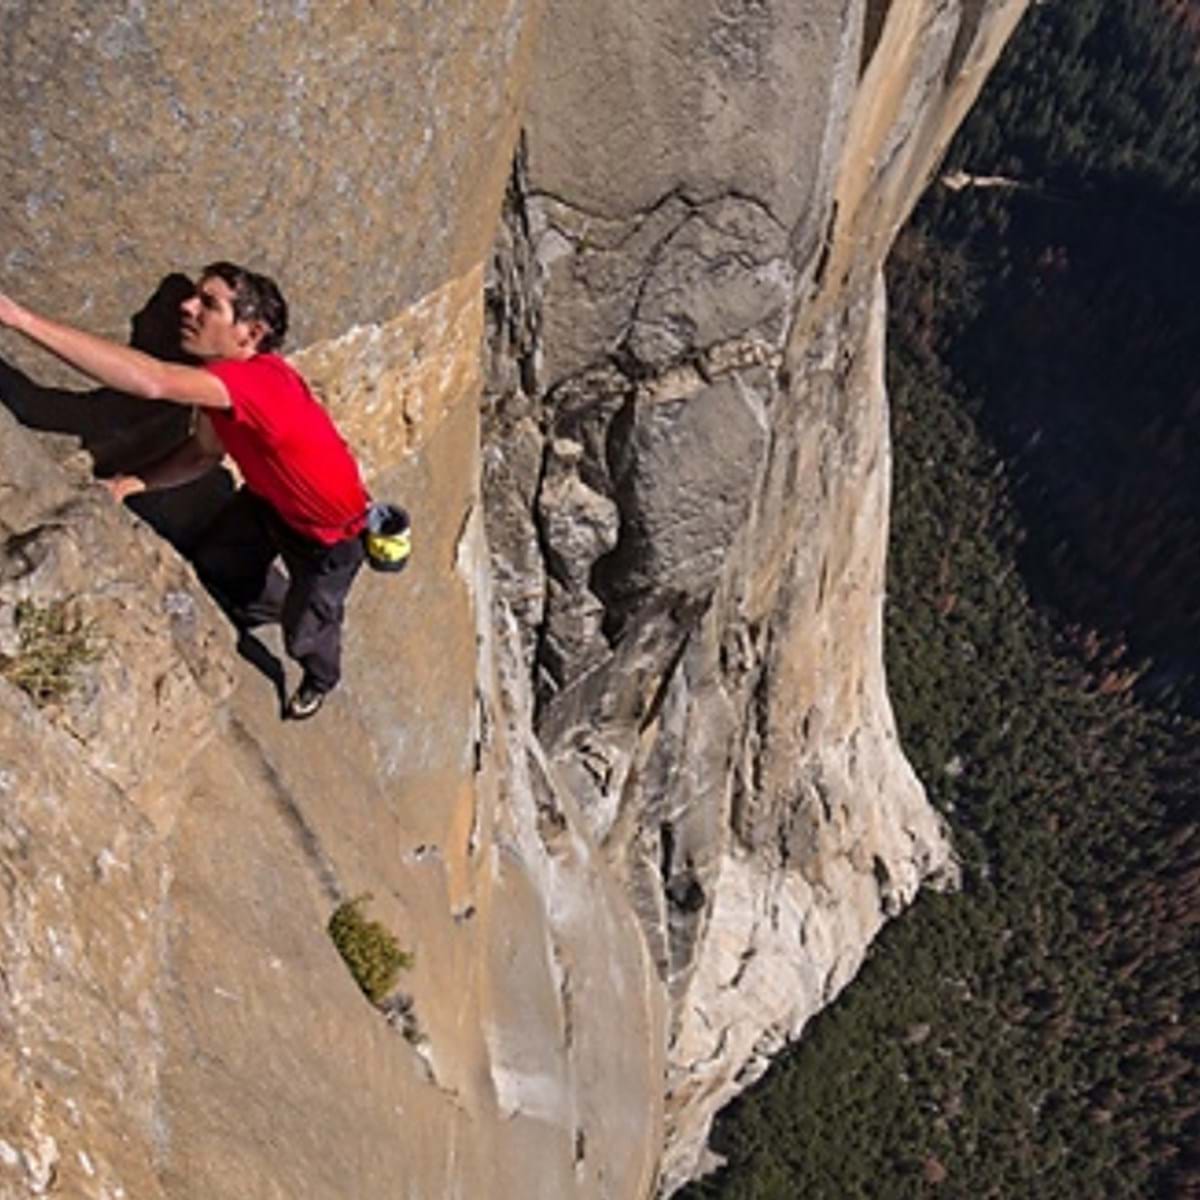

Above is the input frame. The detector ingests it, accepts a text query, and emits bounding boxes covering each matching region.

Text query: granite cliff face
[485,0,1027,1187]
[0,2,1024,1197]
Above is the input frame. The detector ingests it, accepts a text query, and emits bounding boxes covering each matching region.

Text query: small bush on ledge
[0,599,98,706]
[327,894,413,1006]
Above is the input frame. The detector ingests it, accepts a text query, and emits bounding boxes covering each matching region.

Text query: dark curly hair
[201,261,289,353]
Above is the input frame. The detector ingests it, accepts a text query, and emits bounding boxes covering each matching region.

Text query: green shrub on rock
[327,894,413,1006]
[0,599,98,706]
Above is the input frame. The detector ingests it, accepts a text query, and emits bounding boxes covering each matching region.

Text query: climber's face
[179,275,264,361]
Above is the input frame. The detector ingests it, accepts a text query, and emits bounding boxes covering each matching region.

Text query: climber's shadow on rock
[235,630,288,713]
[0,272,237,553]
[0,272,287,697]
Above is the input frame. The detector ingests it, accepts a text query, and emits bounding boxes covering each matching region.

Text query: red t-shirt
[205,355,368,545]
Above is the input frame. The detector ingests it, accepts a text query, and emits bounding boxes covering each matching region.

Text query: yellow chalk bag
[364,502,412,574]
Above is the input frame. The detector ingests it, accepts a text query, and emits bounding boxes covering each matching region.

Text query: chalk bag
[364,502,412,573]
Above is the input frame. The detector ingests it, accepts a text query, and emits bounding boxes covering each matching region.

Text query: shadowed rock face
[0,2,1025,1197]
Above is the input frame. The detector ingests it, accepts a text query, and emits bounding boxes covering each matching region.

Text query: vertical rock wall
[1,1,529,351]
[2,6,664,1198]
[483,0,1028,1188]
[0,1,1026,1197]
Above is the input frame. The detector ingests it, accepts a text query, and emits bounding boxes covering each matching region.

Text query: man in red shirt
[0,262,369,720]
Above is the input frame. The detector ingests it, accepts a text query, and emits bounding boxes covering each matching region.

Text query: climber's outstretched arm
[0,292,230,410]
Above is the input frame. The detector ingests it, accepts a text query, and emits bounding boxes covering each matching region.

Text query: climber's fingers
[0,292,28,332]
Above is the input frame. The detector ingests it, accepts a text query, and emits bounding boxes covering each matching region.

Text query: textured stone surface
[0,331,664,1200]
[597,372,768,611]
[1,5,664,1198]
[290,264,488,478]
[0,1,1028,1197]
[523,0,856,229]
[0,0,539,360]
[484,0,1029,1190]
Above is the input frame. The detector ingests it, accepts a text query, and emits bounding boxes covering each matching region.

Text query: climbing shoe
[286,678,327,721]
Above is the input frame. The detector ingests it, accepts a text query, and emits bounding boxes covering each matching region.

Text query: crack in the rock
[691,1026,730,1072]
[532,185,793,359]
[945,0,988,85]
[227,717,343,904]
[553,944,575,1052]
[409,1035,467,1109]
[492,149,797,722]
[725,943,757,991]
[530,181,788,236]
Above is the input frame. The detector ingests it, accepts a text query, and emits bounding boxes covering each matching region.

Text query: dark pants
[190,489,365,693]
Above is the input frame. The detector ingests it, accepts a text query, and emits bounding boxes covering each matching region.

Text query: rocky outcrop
[0,1,1025,1197]
[2,7,661,1199]
[484,0,1027,1187]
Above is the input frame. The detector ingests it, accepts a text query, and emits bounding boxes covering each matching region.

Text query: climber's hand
[0,293,30,333]
[101,475,146,503]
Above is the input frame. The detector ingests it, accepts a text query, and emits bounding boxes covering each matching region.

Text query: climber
[0,263,369,721]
